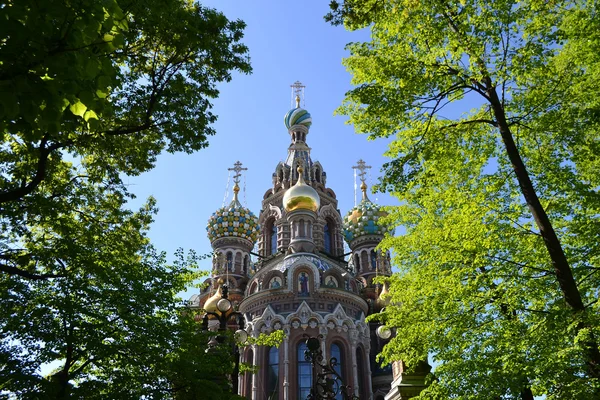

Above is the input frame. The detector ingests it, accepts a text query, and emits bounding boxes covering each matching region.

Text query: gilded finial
[295,94,301,108]
[360,181,369,200]
[233,183,240,201]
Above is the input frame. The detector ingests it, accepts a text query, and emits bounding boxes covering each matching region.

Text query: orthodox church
[189,85,428,400]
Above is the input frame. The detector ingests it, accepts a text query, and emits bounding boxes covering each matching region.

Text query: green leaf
[69,101,87,117]
[83,110,98,121]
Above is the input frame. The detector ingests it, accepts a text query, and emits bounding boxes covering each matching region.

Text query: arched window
[267,346,279,398]
[226,252,233,271]
[298,342,312,399]
[243,255,249,275]
[330,343,344,400]
[270,224,277,255]
[356,348,366,399]
[360,251,369,271]
[371,250,377,270]
[235,252,242,272]
[323,223,331,254]
[354,253,360,273]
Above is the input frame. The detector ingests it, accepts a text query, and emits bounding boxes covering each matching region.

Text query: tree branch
[0,136,70,204]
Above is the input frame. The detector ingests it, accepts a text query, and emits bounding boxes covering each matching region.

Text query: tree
[0,181,238,398]
[0,0,250,278]
[327,0,600,398]
[0,0,251,397]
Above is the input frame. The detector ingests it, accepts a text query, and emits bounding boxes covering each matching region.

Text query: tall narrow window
[370,250,377,270]
[267,346,279,398]
[243,255,249,275]
[330,343,344,400]
[235,253,242,271]
[354,253,360,273]
[298,342,312,399]
[324,222,332,254]
[270,224,277,255]
[227,252,233,271]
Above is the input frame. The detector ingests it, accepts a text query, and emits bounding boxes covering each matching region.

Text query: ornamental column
[350,332,359,397]
[283,325,290,400]
[251,344,258,400]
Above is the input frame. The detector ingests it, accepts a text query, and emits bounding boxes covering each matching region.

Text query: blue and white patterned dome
[206,187,259,244]
[284,107,312,130]
[343,185,392,243]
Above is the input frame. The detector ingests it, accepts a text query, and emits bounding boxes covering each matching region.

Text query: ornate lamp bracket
[303,335,359,400]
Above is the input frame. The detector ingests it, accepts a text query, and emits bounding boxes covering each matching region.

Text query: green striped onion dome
[284,107,312,130]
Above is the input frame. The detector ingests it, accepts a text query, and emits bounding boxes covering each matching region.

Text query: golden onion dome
[283,166,320,212]
[203,283,224,314]
[376,282,391,309]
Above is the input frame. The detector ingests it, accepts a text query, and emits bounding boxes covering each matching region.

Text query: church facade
[189,91,428,400]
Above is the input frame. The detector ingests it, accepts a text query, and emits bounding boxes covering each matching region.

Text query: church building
[189,84,428,400]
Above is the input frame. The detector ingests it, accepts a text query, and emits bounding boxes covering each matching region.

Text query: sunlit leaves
[331,0,600,398]
[0,0,252,398]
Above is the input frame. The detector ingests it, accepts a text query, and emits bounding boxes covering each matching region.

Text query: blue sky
[128,1,398,275]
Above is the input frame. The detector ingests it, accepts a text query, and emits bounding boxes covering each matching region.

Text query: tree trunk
[521,386,534,400]
[486,85,600,379]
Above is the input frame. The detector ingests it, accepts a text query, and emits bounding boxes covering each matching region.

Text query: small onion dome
[343,182,392,243]
[284,106,312,130]
[376,282,391,309]
[203,283,224,314]
[283,166,320,212]
[206,184,259,243]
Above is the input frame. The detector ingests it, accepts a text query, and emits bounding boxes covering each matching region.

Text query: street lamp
[201,284,248,395]
[303,335,359,400]
[376,325,392,340]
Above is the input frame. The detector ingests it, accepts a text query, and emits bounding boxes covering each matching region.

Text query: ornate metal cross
[228,161,247,185]
[291,80,306,108]
[352,159,371,184]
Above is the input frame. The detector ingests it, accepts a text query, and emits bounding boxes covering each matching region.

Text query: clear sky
[127,1,398,276]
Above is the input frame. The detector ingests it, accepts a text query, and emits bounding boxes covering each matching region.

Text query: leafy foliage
[329,0,600,398]
[0,0,251,398]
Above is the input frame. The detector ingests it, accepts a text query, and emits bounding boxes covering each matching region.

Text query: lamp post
[303,335,359,400]
[201,284,248,395]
